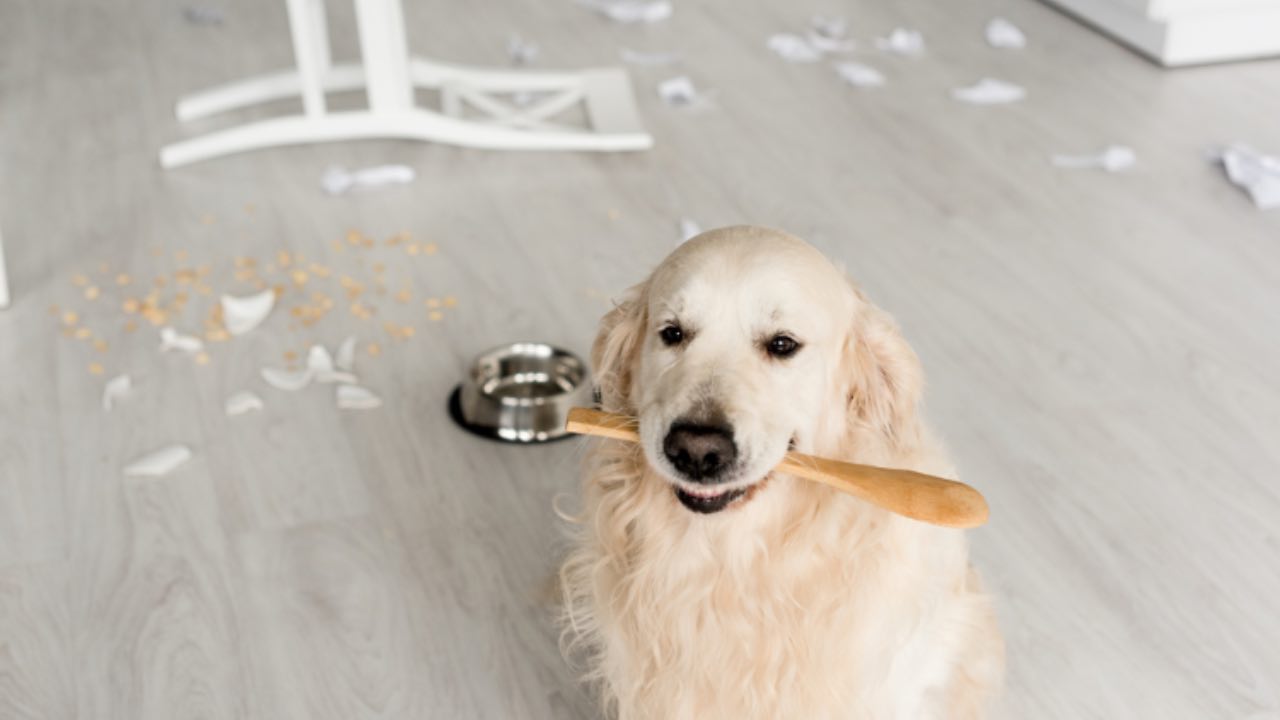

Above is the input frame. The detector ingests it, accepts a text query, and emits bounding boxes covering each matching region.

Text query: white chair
[0,216,9,309]
[160,0,652,167]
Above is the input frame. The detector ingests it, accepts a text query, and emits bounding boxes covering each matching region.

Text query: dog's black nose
[663,423,737,481]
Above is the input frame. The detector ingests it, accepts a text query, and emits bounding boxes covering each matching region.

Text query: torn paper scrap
[1214,144,1280,210]
[183,6,223,25]
[308,344,358,384]
[875,28,924,56]
[336,384,383,410]
[768,34,823,63]
[952,78,1025,104]
[986,17,1026,49]
[261,367,314,391]
[221,289,275,336]
[581,0,671,24]
[835,62,886,88]
[1051,145,1136,172]
[620,47,681,66]
[321,165,415,196]
[160,326,204,354]
[335,336,357,373]
[507,32,538,66]
[123,445,192,478]
[658,76,708,108]
[807,16,854,53]
[679,218,702,243]
[103,374,131,412]
[224,391,264,416]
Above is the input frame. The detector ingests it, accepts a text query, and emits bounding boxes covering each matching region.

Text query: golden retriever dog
[559,226,1002,719]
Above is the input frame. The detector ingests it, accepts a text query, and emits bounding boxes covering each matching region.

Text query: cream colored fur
[559,226,1003,719]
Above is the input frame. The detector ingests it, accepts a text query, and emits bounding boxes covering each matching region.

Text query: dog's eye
[766,334,800,359]
[659,325,685,347]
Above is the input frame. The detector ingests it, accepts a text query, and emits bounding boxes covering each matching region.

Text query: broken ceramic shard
[224,391,264,416]
[835,62,886,88]
[875,28,924,56]
[336,384,383,410]
[308,344,357,384]
[261,367,313,391]
[103,374,132,411]
[123,445,192,477]
[1051,145,1136,172]
[1214,144,1280,210]
[986,17,1026,49]
[581,0,671,24]
[321,165,416,195]
[768,34,823,63]
[679,218,702,243]
[221,289,275,335]
[952,78,1025,104]
[620,47,681,66]
[160,326,205,354]
[335,336,357,373]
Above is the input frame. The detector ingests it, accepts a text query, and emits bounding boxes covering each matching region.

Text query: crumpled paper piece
[507,32,538,66]
[124,445,192,477]
[807,16,854,53]
[876,28,924,56]
[768,34,824,63]
[952,78,1025,104]
[1214,144,1280,209]
[321,165,415,196]
[658,76,712,108]
[835,62,885,88]
[1052,145,1136,172]
[986,17,1026,49]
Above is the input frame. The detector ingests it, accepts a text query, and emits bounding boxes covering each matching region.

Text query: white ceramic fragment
[220,289,275,336]
[123,445,192,477]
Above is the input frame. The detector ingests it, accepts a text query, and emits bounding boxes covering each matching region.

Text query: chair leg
[0,222,10,309]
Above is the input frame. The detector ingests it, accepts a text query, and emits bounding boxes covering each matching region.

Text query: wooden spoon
[565,407,989,529]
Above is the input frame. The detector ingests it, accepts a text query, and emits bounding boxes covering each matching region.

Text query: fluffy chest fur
[559,445,998,720]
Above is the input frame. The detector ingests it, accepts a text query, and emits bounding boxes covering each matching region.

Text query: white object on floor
[580,0,672,24]
[160,0,651,167]
[261,366,314,391]
[321,164,415,195]
[123,445,193,477]
[986,17,1026,49]
[336,384,383,409]
[952,78,1025,104]
[307,344,357,384]
[657,76,701,107]
[0,217,8,310]
[1041,0,1280,66]
[834,61,886,88]
[1052,145,1137,172]
[225,391,265,416]
[335,336,357,373]
[808,16,853,53]
[102,374,132,411]
[875,28,925,56]
[221,289,276,334]
[160,326,205,353]
[507,32,538,67]
[1214,144,1280,209]
[767,34,824,63]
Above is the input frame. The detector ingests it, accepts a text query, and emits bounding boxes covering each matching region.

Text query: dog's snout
[663,423,737,482]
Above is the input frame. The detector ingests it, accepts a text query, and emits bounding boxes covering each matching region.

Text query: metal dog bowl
[449,342,592,443]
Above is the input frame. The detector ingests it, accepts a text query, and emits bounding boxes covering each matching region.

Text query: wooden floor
[2,0,1279,717]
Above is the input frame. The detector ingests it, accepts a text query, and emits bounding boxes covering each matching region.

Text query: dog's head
[593,226,922,515]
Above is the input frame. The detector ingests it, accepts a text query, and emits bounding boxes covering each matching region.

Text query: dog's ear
[843,288,923,448]
[592,282,649,413]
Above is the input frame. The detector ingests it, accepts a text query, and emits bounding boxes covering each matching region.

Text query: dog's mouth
[672,475,772,514]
